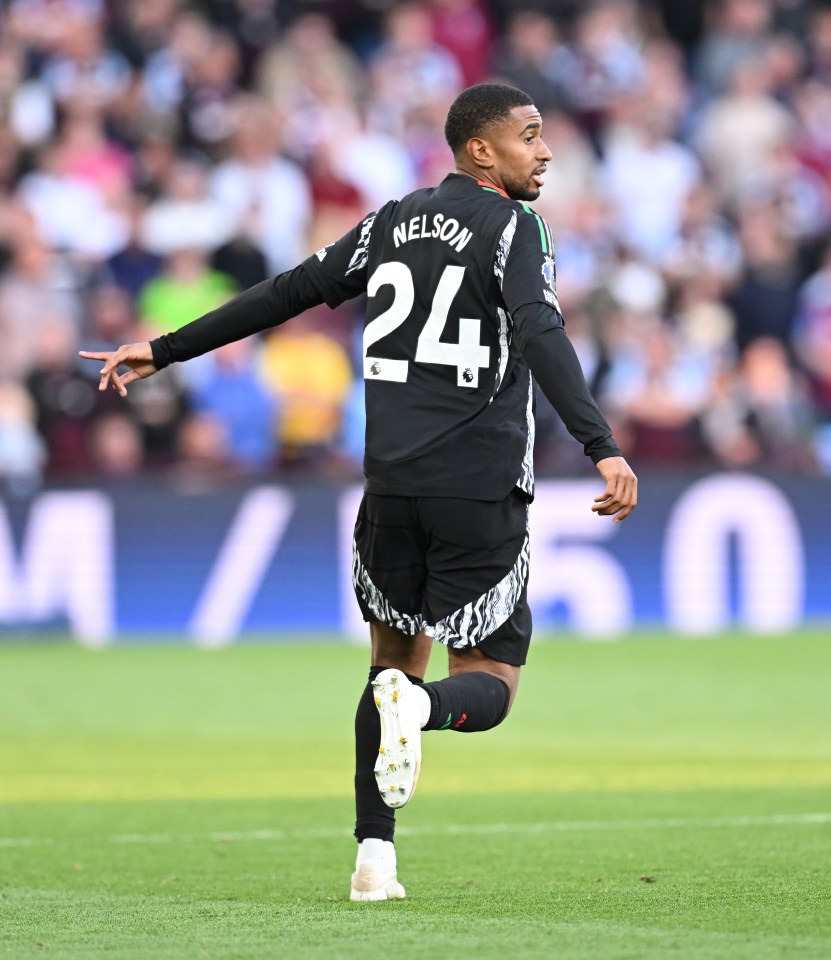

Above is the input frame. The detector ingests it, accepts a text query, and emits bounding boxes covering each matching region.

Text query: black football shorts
[351,488,532,665]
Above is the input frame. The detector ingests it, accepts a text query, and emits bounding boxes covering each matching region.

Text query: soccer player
[81,83,637,902]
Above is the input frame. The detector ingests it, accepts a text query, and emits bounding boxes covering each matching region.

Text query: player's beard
[503,172,542,202]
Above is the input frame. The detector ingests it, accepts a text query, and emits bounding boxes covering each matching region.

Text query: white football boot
[349,839,405,901]
[349,862,406,901]
[371,669,423,809]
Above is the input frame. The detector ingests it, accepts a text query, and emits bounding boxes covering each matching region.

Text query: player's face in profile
[489,105,552,202]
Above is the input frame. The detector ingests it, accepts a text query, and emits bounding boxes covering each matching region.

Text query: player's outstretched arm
[592,455,638,523]
[79,343,157,398]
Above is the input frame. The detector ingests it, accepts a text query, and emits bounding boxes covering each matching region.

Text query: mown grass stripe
[2,811,828,849]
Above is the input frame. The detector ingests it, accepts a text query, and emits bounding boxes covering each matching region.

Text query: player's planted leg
[354,666,398,839]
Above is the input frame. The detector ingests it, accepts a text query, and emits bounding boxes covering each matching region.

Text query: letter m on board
[0,492,114,645]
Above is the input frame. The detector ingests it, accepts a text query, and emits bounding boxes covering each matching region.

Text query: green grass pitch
[1,631,829,960]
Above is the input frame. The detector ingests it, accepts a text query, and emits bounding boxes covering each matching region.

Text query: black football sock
[354,665,424,842]
[421,672,510,733]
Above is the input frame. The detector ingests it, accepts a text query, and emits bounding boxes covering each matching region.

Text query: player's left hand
[592,456,638,523]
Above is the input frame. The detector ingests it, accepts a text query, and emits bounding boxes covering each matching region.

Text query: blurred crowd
[1,0,831,493]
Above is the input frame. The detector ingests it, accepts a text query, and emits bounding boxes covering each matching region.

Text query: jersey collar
[476,179,509,199]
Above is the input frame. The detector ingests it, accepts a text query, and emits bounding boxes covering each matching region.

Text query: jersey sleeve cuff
[150,337,171,370]
[588,442,623,464]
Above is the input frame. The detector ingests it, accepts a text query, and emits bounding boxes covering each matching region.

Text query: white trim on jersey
[493,307,511,400]
[493,210,516,290]
[517,376,535,496]
[345,213,377,276]
[426,517,530,649]
[491,211,517,401]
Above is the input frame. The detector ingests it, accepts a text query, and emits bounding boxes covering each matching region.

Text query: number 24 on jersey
[363,263,490,388]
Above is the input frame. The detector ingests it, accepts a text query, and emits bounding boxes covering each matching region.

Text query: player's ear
[466,137,494,169]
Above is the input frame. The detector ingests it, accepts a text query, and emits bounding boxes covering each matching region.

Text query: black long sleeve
[149,263,325,369]
[515,304,621,464]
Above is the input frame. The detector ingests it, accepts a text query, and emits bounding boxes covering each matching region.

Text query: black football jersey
[305,173,566,500]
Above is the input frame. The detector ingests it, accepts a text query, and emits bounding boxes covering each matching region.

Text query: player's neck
[454,168,509,199]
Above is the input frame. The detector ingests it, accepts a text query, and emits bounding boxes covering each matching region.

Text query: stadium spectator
[88,410,145,478]
[693,0,774,96]
[703,336,817,471]
[602,319,714,465]
[728,192,805,351]
[532,110,597,227]
[170,410,239,491]
[255,11,365,150]
[661,180,744,296]
[538,191,617,305]
[367,0,464,137]
[600,104,701,263]
[792,79,831,203]
[209,94,313,275]
[122,364,188,469]
[137,155,237,336]
[26,319,102,475]
[17,139,130,261]
[805,2,831,83]
[209,225,269,294]
[140,154,231,258]
[490,9,576,112]
[137,10,218,127]
[36,12,132,112]
[259,309,355,469]
[177,27,242,153]
[565,0,644,132]
[137,247,236,338]
[108,0,181,72]
[324,109,419,215]
[793,242,831,421]
[197,0,282,87]
[0,218,83,382]
[82,282,141,353]
[0,381,46,495]
[0,41,54,147]
[187,338,280,474]
[98,196,165,300]
[53,96,134,205]
[693,53,794,203]
[428,0,495,87]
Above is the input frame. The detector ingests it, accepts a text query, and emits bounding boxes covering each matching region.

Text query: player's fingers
[593,501,631,522]
[78,350,112,362]
[114,369,143,396]
[612,502,636,524]
[79,350,117,391]
[592,482,637,519]
[95,349,135,389]
[593,478,622,506]
[111,370,128,398]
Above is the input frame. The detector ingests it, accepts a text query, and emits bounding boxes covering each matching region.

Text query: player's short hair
[444,83,535,155]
